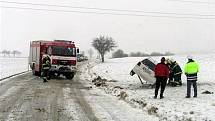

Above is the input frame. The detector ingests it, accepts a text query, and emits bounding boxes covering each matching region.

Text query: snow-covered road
[0,72,97,121]
[0,63,156,121]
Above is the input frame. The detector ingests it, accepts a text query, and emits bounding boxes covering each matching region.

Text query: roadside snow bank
[0,57,29,80]
[80,53,215,121]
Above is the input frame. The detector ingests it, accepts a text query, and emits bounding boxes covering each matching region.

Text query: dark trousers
[168,73,174,82]
[42,69,50,81]
[173,74,182,85]
[155,76,167,97]
[42,69,49,77]
[187,81,197,97]
[174,74,181,82]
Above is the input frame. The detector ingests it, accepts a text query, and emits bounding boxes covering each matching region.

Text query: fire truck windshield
[51,46,75,57]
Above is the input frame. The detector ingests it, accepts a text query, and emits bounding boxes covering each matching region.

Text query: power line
[0,6,215,19]
[0,0,214,17]
[168,0,215,4]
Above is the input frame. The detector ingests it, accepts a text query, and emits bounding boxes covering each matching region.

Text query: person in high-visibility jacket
[184,55,199,98]
[42,56,51,82]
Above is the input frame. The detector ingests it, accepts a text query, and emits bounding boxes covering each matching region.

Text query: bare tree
[87,48,94,59]
[92,36,117,62]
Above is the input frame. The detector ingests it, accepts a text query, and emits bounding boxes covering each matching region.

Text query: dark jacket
[42,60,51,70]
[154,63,169,78]
[171,61,182,76]
[42,56,51,70]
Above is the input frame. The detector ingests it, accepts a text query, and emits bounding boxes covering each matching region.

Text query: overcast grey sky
[0,0,215,56]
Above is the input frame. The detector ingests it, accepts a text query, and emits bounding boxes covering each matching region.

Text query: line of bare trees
[0,50,22,57]
[112,49,174,58]
[91,35,174,62]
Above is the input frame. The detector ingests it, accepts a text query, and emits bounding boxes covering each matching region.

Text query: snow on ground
[80,53,215,121]
[84,87,159,121]
[0,57,29,79]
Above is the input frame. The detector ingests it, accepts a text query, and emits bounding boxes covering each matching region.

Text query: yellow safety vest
[184,61,199,74]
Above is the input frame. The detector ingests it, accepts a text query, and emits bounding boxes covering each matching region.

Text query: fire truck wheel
[65,73,74,79]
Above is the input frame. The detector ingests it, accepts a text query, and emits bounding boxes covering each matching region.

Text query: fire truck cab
[29,40,79,79]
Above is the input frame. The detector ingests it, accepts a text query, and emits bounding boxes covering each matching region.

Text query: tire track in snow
[67,78,100,121]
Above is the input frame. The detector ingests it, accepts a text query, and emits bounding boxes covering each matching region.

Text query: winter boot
[160,96,164,99]
[185,95,190,98]
[47,76,51,80]
[171,82,177,87]
[167,80,173,85]
[43,78,48,83]
[160,94,164,99]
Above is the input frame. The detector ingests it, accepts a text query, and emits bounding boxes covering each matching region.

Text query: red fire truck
[29,40,79,79]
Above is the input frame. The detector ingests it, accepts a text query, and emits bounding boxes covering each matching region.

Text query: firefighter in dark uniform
[166,59,182,86]
[171,61,182,86]
[42,56,51,82]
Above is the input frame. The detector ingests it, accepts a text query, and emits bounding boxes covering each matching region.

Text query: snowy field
[80,53,215,121]
[0,57,29,79]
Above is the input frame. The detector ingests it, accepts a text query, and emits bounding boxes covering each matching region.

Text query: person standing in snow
[154,57,169,99]
[184,55,199,98]
[41,55,51,83]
